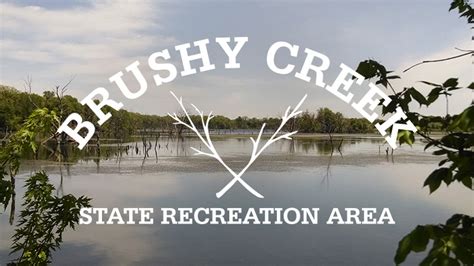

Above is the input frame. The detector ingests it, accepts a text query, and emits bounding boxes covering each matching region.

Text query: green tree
[296,111,316,133]
[315,108,345,135]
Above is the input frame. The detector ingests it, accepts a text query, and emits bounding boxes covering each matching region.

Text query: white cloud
[0,0,175,93]
[1,1,159,39]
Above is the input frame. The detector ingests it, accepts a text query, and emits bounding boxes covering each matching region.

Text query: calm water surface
[0,136,472,265]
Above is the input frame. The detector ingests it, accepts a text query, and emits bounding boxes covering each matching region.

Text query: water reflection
[17,136,436,194]
[3,159,471,265]
[30,135,423,166]
[2,136,463,265]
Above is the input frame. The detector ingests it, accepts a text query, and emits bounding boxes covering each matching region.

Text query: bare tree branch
[403,51,474,73]
[23,75,40,109]
[454,47,473,52]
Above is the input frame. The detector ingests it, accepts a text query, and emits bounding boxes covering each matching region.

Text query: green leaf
[438,159,448,166]
[424,168,451,193]
[461,176,472,189]
[354,60,377,80]
[437,256,461,266]
[446,214,463,227]
[421,81,440,87]
[425,141,438,151]
[411,226,430,252]
[427,87,443,104]
[394,234,412,264]
[449,0,458,11]
[353,59,395,89]
[408,88,427,106]
[433,149,448,155]
[398,130,415,145]
[449,106,474,131]
[440,134,465,149]
[443,78,458,88]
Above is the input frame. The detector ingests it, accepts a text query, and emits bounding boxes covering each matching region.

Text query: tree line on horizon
[0,84,446,142]
[0,84,389,141]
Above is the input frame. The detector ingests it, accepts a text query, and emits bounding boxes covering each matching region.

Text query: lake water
[0,135,472,265]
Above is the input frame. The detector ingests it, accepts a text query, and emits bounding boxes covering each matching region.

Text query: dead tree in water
[337,138,344,156]
[96,132,101,157]
[174,111,187,137]
[154,133,159,163]
[141,128,148,157]
[286,116,297,132]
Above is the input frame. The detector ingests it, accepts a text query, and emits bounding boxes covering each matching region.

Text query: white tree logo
[168,91,307,198]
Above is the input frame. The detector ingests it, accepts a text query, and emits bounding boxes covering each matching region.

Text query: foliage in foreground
[0,106,92,265]
[355,1,473,264]
[0,108,59,212]
[394,214,473,265]
[8,172,91,265]
[355,63,474,265]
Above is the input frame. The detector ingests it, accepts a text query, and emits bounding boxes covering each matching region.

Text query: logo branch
[168,91,307,198]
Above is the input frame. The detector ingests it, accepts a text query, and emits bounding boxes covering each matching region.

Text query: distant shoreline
[82,132,445,145]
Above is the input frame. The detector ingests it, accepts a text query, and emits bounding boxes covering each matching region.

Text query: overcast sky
[1,0,472,119]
